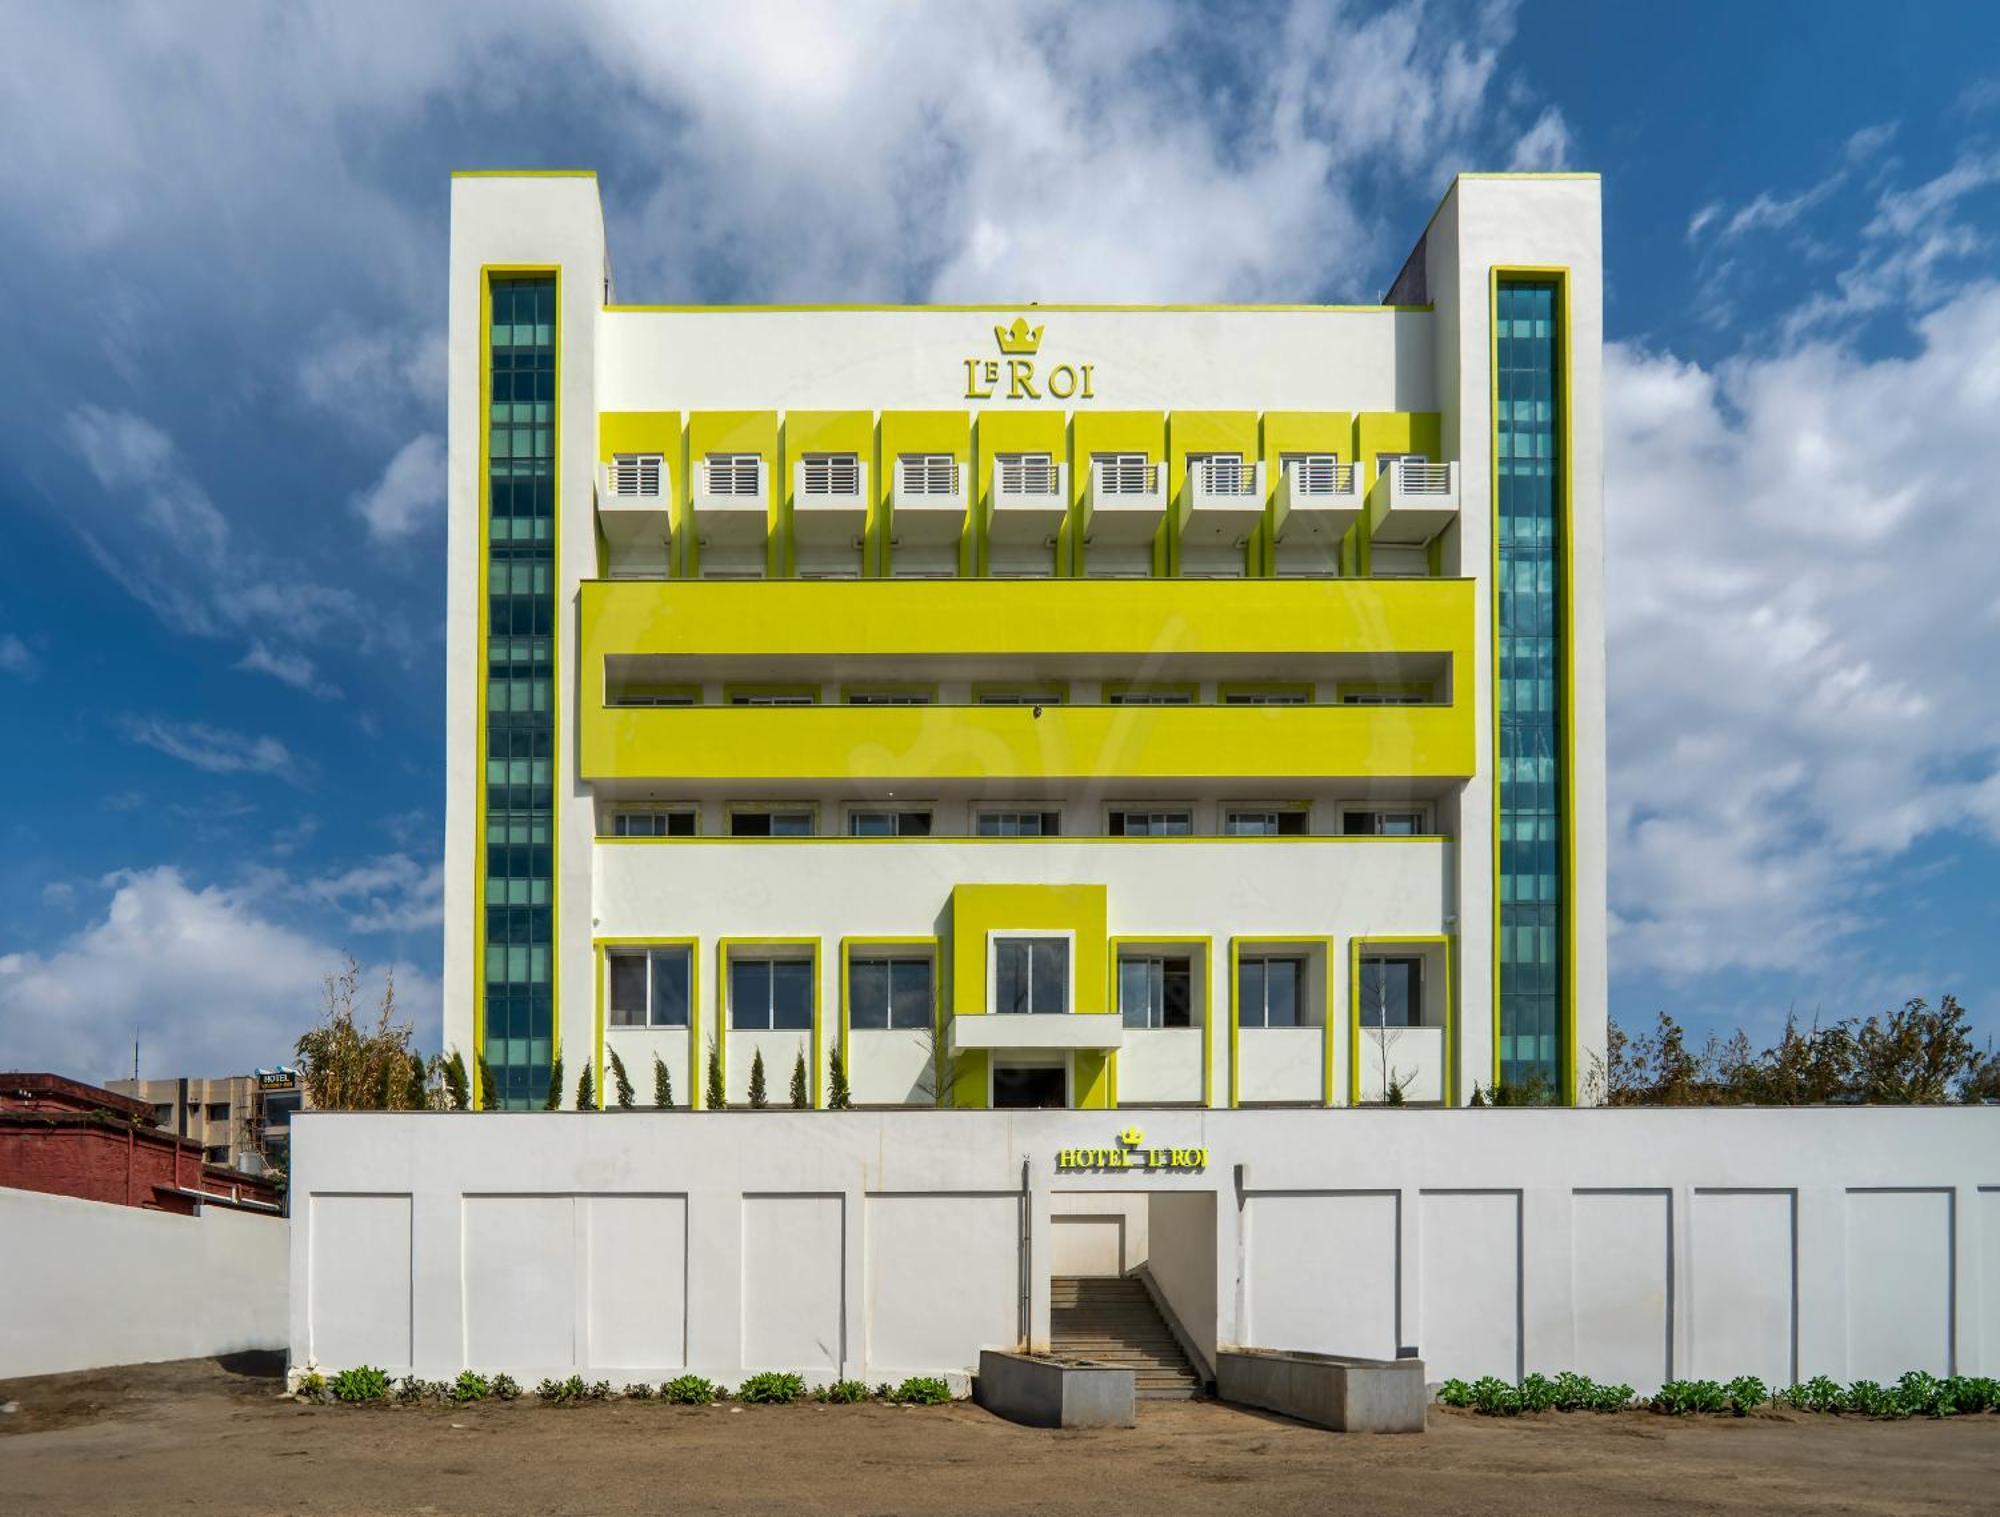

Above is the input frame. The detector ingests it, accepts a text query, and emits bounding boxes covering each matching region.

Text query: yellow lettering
[984,360,1000,389]
[964,358,995,401]
[1079,363,1095,399]
[1047,363,1077,400]
[1006,359,1040,400]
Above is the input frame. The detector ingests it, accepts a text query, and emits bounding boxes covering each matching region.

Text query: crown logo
[994,317,1044,356]
[1118,1126,1145,1147]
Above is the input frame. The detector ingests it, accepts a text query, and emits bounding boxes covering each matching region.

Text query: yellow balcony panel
[580,702,1474,783]
[580,576,1473,663]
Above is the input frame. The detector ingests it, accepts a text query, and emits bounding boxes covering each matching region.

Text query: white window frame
[610,452,665,498]
[800,452,862,496]
[1107,806,1195,837]
[1340,805,1433,836]
[1118,952,1197,1030]
[1091,450,1151,496]
[1237,953,1308,1030]
[846,952,937,1032]
[897,452,958,495]
[987,930,1075,1015]
[606,945,693,1030]
[704,452,763,496]
[1223,806,1310,837]
[727,953,817,1032]
[728,805,817,837]
[1279,450,1340,495]
[994,451,1057,495]
[846,808,933,837]
[974,808,1061,838]
[608,807,697,838]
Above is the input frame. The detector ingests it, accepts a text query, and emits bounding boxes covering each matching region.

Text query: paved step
[1048,1274,1204,1398]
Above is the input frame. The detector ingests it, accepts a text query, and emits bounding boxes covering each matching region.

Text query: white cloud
[0,867,438,1083]
[238,641,339,699]
[354,432,445,543]
[0,634,34,677]
[1605,282,2000,977]
[123,717,302,784]
[297,327,445,437]
[296,852,444,935]
[1507,106,1572,171]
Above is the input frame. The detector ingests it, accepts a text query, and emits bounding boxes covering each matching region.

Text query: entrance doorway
[993,1064,1067,1108]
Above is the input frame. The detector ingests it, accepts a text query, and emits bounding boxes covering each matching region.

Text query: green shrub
[296,1370,328,1402]
[828,1040,852,1110]
[1469,1376,1521,1415]
[576,1066,596,1111]
[1945,1376,2000,1413]
[1516,1372,1559,1412]
[889,1376,952,1405]
[489,1373,521,1401]
[1590,1381,1636,1412]
[705,1039,724,1110]
[1435,1378,1475,1409]
[587,1380,612,1401]
[1724,1376,1769,1415]
[609,1049,635,1109]
[623,1382,655,1400]
[394,1375,430,1404]
[331,1365,391,1404]
[451,1370,490,1403]
[748,1049,769,1109]
[1893,1370,1951,1418]
[661,1374,718,1405]
[535,1375,589,1406]
[543,1052,565,1112]
[1841,1380,1898,1418]
[873,1382,894,1400]
[654,1054,674,1109]
[816,1379,870,1404]
[737,1370,807,1404]
[1651,1380,1728,1415]
[1782,1375,1843,1413]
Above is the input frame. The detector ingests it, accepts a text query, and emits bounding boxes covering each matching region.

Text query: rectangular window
[1106,690,1192,706]
[1108,808,1192,837]
[1237,956,1304,1029]
[610,809,696,838]
[848,955,934,1031]
[205,1102,231,1123]
[205,1146,228,1164]
[975,810,1060,837]
[609,946,692,1029]
[1119,955,1193,1029]
[1186,451,1246,493]
[993,936,1069,1014]
[800,452,861,495]
[1341,690,1429,706]
[704,452,762,496]
[995,452,1057,494]
[1223,809,1308,836]
[846,690,932,706]
[1091,451,1151,495]
[1359,955,1423,1029]
[898,453,958,495]
[610,453,664,498]
[730,956,814,1031]
[847,810,932,837]
[1341,808,1429,837]
[1222,688,1310,705]
[607,691,696,708]
[976,691,1063,706]
[730,810,814,837]
[730,690,816,706]
[1280,451,1340,494]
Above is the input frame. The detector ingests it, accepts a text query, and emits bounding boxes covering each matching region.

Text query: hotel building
[442,170,1605,1112]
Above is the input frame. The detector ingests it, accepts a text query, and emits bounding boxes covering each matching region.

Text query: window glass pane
[1120,958,1155,1028]
[609,955,647,1027]
[897,811,932,837]
[731,813,771,837]
[1162,957,1193,1028]
[1031,938,1068,1013]
[771,959,814,1029]
[1266,959,1301,1027]
[770,812,813,836]
[1379,811,1422,836]
[730,959,770,1029]
[995,939,1028,1013]
[650,949,690,1027]
[850,959,888,1030]
[889,960,932,1030]
[850,812,896,837]
[1237,959,1265,1028]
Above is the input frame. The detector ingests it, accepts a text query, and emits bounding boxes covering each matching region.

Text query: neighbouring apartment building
[108,1067,305,1175]
[443,170,1606,1112]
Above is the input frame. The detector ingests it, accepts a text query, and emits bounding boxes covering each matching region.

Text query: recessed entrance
[993,1064,1067,1108]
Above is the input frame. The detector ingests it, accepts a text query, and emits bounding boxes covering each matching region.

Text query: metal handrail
[1285,458,1355,496]
[1393,460,1453,495]
[1092,459,1159,496]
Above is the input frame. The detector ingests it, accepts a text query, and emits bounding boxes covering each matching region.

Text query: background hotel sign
[1055,1126,1208,1173]
[964,317,1096,401]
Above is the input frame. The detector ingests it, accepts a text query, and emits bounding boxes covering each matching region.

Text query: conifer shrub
[609,1049,636,1109]
[576,1066,595,1110]
[828,1040,853,1110]
[748,1049,769,1109]
[542,1052,565,1111]
[654,1054,675,1108]
[705,1039,724,1110]
[789,1049,809,1108]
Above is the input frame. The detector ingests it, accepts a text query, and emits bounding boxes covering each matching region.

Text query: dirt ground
[3,1357,1997,1516]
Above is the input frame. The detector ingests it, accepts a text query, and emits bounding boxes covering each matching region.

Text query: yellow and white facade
[443,170,1607,1111]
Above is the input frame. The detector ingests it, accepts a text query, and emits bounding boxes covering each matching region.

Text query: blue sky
[3,0,1998,1080]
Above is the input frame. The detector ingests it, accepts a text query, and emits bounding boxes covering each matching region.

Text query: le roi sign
[964,317,1097,402]
[1055,1126,1209,1174]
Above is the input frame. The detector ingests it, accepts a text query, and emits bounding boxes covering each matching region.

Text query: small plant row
[296,1367,950,1408]
[1436,1369,2000,1420]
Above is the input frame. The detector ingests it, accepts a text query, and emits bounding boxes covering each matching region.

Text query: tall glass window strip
[1495,278,1564,1092]
[482,275,557,1108]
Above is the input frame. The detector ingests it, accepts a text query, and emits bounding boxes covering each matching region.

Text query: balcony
[1182,458,1267,552]
[792,456,868,552]
[950,1013,1124,1054]
[990,458,1069,550]
[1083,458,1165,549]
[890,455,968,556]
[1274,458,1362,551]
[597,457,672,571]
[1368,459,1460,545]
[692,455,769,552]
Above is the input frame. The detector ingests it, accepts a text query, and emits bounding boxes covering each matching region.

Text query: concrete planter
[1215,1349,1426,1433]
[974,1349,1137,1429]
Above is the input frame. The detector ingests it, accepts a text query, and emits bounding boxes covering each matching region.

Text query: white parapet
[792,456,868,551]
[597,457,672,573]
[692,454,769,551]
[1181,458,1267,552]
[1274,457,1361,567]
[1083,457,1166,547]
[1369,458,1460,545]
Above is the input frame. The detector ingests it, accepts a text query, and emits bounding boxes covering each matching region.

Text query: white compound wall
[289,1106,2000,1393]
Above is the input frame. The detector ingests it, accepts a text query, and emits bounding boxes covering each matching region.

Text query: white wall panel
[742,1193,843,1371]
[1845,1188,1952,1381]
[586,1194,688,1370]
[1245,1191,1398,1359]
[1691,1190,1793,1386]
[1420,1191,1520,1381]
[866,1192,1019,1374]
[310,1193,411,1370]
[463,1195,575,1370]
[1570,1190,1669,1390]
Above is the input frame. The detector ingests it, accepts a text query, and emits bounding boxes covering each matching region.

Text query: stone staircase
[1049,1275,1204,1399]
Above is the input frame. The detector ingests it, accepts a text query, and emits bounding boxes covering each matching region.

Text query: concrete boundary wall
[289,1108,2000,1392]
[0,1186,289,1378]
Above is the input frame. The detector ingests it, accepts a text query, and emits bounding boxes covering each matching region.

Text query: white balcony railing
[897,455,961,497]
[996,455,1061,500]
[798,454,864,501]
[990,459,1070,550]
[1284,457,1356,499]
[1186,456,1261,501]
[696,455,766,503]
[1372,457,1460,545]
[889,455,967,556]
[1091,457,1161,500]
[1391,459,1454,496]
[596,456,672,569]
[791,457,868,554]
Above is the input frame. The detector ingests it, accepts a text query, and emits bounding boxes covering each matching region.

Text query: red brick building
[0,1073,283,1215]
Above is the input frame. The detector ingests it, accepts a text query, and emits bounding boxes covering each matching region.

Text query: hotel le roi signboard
[1055,1126,1209,1174]
[964,317,1097,402]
